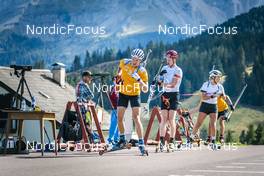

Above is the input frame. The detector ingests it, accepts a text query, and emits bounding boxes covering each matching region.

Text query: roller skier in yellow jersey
[113,48,149,156]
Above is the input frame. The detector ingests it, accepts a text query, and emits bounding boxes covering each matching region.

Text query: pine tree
[254,123,264,145]
[246,124,255,144]
[226,130,235,143]
[245,50,264,105]
[72,55,82,71]
[33,59,45,69]
[83,50,91,68]
[116,49,123,60]
[239,130,246,144]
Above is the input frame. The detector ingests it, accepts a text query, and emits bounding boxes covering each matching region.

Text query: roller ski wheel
[99,149,104,155]
[84,143,91,152]
[68,141,75,151]
[166,143,174,153]
[176,143,182,150]
[155,142,164,153]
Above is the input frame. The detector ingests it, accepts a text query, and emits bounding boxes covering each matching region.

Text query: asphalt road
[0,145,264,176]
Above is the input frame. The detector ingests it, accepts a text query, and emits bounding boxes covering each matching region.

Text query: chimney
[51,62,66,87]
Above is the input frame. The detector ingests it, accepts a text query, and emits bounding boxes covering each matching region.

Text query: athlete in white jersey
[157,50,183,152]
[190,70,224,149]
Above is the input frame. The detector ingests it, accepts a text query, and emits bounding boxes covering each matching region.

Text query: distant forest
[66,6,264,106]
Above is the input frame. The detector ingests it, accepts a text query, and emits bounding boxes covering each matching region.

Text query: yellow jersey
[117,59,148,96]
[217,96,228,112]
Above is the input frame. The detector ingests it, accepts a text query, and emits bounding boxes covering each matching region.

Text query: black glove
[230,105,235,111]
[159,70,167,76]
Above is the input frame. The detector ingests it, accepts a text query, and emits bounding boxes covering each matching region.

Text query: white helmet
[131,48,144,60]
[209,70,222,78]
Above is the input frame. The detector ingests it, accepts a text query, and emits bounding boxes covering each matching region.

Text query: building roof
[0,67,75,123]
[51,62,66,68]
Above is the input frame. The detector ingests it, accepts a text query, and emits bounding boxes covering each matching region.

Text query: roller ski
[155,141,165,153]
[98,140,132,155]
[111,141,132,151]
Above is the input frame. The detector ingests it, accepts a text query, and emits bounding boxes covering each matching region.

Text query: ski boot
[138,139,148,156]
[210,140,221,150]
[110,134,126,150]
[190,134,200,147]
[155,141,165,153]
[111,139,127,151]
[220,136,225,145]
[204,136,211,146]
[139,145,148,156]
[106,139,115,148]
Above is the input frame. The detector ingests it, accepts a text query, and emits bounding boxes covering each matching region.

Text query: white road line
[216,165,246,169]
[191,170,264,174]
[168,175,204,176]
[232,162,264,165]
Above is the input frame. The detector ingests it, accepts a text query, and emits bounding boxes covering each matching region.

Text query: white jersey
[161,65,183,92]
[200,81,225,104]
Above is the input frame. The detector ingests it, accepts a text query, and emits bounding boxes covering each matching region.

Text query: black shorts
[199,102,217,114]
[218,110,229,120]
[160,92,179,110]
[117,93,140,108]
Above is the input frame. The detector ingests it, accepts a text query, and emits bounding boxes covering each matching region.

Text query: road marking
[216,165,246,169]
[191,170,264,174]
[169,175,204,176]
[232,162,264,165]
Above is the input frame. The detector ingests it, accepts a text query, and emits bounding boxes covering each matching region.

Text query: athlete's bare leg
[168,110,176,139]
[192,112,207,135]
[209,113,217,140]
[160,110,169,136]
[132,107,144,138]
[117,106,126,134]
